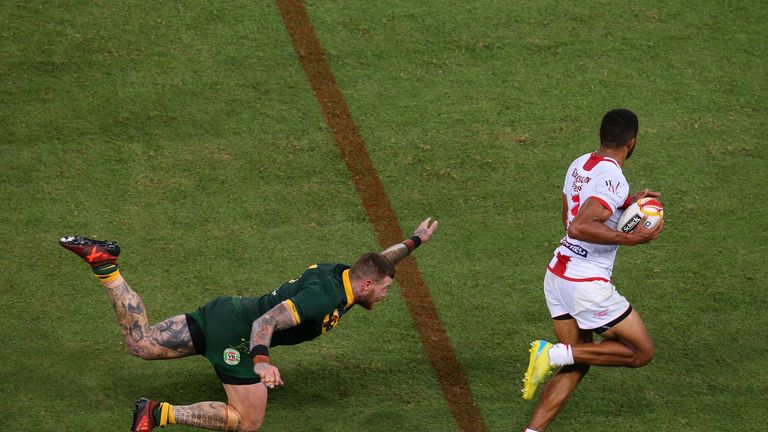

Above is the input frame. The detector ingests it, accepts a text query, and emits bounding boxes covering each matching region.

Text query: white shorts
[543,270,631,333]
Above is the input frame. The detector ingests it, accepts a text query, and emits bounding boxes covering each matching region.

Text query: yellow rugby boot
[521,340,556,400]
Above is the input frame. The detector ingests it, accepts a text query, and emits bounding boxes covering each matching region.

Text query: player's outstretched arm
[249,301,298,388]
[380,217,438,266]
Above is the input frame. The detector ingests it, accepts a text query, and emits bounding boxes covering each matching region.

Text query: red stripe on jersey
[582,152,620,171]
[589,196,613,212]
[548,252,610,282]
[547,266,610,283]
[619,195,632,210]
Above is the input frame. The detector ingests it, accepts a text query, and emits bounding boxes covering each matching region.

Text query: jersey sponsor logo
[321,310,341,334]
[223,348,241,365]
[570,169,592,193]
[571,169,592,185]
[604,180,623,195]
[560,238,588,258]
[223,339,248,365]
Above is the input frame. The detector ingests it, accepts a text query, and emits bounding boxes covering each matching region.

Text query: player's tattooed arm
[251,301,297,387]
[380,242,410,265]
[380,217,439,265]
[250,301,298,349]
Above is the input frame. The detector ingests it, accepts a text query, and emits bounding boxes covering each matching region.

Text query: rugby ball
[616,198,664,233]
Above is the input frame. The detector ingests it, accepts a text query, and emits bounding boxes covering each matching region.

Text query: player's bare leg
[61,236,264,432]
[524,311,654,431]
[59,236,195,359]
[526,319,592,432]
[571,310,655,367]
[130,370,268,432]
[171,402,238,430]
[526,310,654,373]
[133,383,267,431]
[104,275,196,359]
[221,383,268,431]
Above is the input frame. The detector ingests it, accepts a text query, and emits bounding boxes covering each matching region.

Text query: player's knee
[126,344,153,360]
[631,346,655,368]
[237,414,264,432]
[124,339,159,360]
[226,404,262,432]
[237,422,262,432]
[124,339,144,358]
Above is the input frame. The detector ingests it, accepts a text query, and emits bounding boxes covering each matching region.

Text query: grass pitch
[1,1,766,431]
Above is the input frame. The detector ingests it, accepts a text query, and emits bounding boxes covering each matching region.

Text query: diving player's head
[600,108,639,159]
[350,252,395,310]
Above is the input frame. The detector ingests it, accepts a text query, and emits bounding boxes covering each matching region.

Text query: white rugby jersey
[548,152,632,281]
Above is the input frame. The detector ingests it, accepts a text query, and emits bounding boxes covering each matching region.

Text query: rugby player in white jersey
[521,109,664,432]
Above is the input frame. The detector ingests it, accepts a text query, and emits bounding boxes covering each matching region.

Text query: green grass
[2,0,766,430]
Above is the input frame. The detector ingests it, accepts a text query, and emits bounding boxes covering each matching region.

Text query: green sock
[152,404,161,423]
[92,263,120,283]
[153,402,175,427]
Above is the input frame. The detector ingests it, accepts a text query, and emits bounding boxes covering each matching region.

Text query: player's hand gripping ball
[616,197,664,233]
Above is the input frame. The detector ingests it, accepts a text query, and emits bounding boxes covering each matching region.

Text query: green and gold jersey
[240,263,355,346]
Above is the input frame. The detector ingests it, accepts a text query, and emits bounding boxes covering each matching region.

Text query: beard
[626,144,635,159]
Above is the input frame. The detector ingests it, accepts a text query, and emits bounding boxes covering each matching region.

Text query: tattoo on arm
[250,301,298,349]
[380,242,409,265]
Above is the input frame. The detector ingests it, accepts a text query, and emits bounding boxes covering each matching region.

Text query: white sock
[524,429,539,432]
[548,343,574,366]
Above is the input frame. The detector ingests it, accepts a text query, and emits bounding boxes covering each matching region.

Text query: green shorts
[186,296,261,385]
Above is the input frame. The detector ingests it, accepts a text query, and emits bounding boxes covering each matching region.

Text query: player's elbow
[125,341,150,360]
[567,223,586,241]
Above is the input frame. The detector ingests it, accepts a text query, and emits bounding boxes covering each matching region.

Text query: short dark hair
[600,109,638,148]
[351,252,395,281]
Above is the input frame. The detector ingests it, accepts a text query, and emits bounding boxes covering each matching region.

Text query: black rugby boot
[59,235,120,268]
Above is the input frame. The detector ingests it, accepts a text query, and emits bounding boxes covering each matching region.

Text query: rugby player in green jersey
[59,218,437,432]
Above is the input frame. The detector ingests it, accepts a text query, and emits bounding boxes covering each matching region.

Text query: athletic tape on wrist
[249,344,269,359]
[252,355,270,365]
[404,236,422,252]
